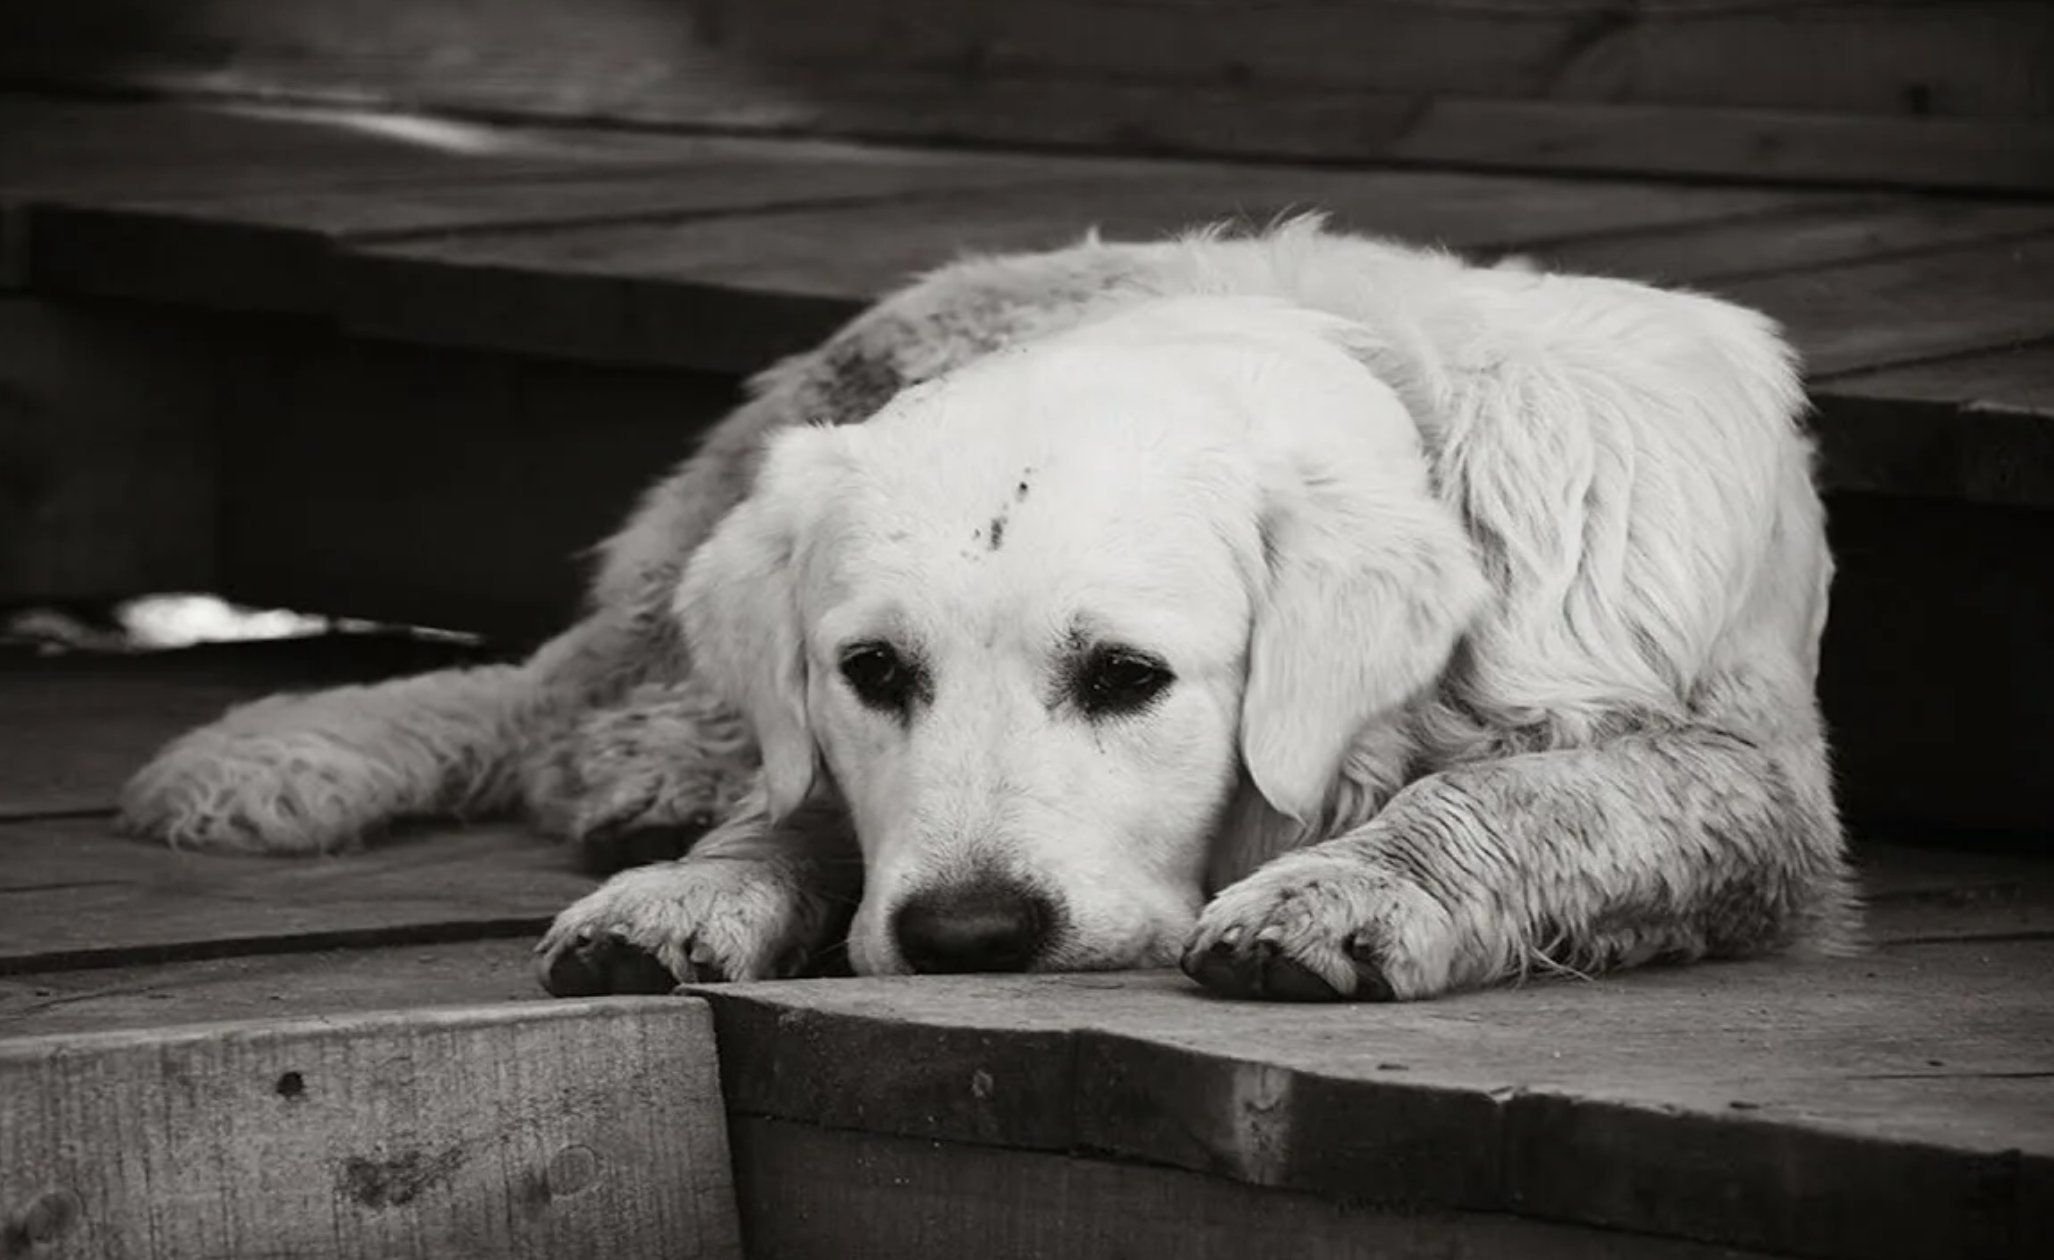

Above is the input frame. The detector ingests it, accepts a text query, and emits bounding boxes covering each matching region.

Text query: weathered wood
[0,635,498,818]
[1807,343,2054,510]
[0,98,683,286]
[1724,234,2054,378]
[1535,195,2054,285]
[693,924,2054,1259]
[338,172,1821,371]
[4,1,2049,191]
[0,815,592,974]
[24,142,1066,313]
[0,998,740,1259]
[728,1116,1777,1260]
[0,939,544,1038]
[1820,340,2054,414]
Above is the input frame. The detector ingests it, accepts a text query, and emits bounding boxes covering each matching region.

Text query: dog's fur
[122,220,1855,1000]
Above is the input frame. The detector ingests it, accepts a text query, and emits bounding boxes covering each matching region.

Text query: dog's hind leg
[521,675,758,874]
[119,602,677,855]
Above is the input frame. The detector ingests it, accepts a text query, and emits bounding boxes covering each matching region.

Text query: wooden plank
[0,815,593,973]
[1860,842,2054,945]
[0,98,684,286]
[4,1,2050,191]
[24,142,1068,313]
[0,998,740,1259]
[0,635,499,818]
[1820,340,2054,415]
[340,172,1821,371]
[729,1116,1775,1260]
[693,925,2054,1258]
[1725,234,2054,378]
[1533,196,2054,286]
[0,939,545,1039]
[1810,352,2054,509]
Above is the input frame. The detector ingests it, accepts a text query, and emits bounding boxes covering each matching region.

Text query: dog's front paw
[535,855,837,996]
[1181,853,1463,1001]
[523,683,757,873]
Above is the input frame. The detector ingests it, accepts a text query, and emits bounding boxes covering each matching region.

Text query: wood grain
[0,635,499,818]
[4,0,2049,190]
[1534,196,2054,285]
[693,920,2054,1258]
[24,142,1067,314]
[0,939,545,1039]
[1724,233,2054,377]
[0,815,592,974]
[729,1115,1775,1260]
[340,171,1820,370]
[0,998,740,1259]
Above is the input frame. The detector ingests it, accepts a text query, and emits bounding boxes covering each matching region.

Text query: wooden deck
[3,97,2051,516]
[2,643,2049,1258]
[3,88,2053,1257]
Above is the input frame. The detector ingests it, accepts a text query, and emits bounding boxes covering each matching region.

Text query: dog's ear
[675,427,843,822]
[1239,326,1488,825]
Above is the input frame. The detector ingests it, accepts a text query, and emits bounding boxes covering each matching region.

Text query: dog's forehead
[805,344,1263,654]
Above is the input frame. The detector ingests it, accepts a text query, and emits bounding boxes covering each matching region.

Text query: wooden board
[690,858,2054,1260]
[1810,356,2054,509]
[0,636,500,818]
[339,172,1822,371]
[0,939,545,1039]
[1534,195,2054,286]
[24,142,1067,313]
[0,815,592,974]
[0,998,740,1259]
[5,0,2050,191]
[729,1116,1775,1260]
[1724,233,2054,378]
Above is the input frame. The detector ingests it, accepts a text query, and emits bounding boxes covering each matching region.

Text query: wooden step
[1,998,740,1259]
[5,0,2052,192]
[693,932,2054,1260]
[1,644,2048,1258]
[6,100,2048,512]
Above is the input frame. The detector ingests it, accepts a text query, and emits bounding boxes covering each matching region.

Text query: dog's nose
[892,879,1054,973]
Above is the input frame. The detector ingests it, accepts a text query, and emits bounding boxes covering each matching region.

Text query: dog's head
[679,297,1485,974]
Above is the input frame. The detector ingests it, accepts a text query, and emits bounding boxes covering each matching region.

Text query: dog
[122,219,1855,1001]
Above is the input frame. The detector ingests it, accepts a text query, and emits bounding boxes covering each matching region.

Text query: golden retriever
[123,220,1854,1000]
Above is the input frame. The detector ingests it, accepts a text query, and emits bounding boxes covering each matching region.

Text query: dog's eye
[840,643,918,713]
[1076,647,1174,718]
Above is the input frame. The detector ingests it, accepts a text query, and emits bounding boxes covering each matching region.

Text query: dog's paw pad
[1182,933,1383,1002]
[1182,857,1451,1001]
[540,932,681,997]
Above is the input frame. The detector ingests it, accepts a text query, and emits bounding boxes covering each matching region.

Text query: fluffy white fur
[122,220,1854,1000]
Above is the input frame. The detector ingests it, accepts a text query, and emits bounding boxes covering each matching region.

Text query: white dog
[122,220,1855,1000]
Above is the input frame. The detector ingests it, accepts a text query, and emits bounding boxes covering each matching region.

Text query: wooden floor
[2,97,2050,514]
[4,95,2053,1258]
[1,641,2049,1258]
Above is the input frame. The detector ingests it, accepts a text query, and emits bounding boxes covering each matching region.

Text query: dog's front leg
[1184,731,1855,1001]
[536,788,861,995]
